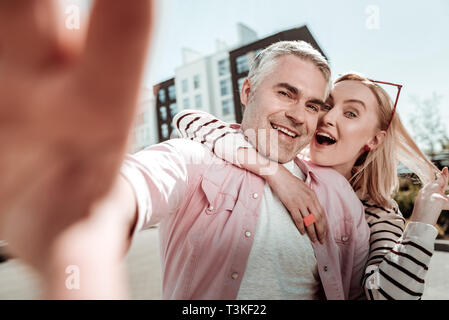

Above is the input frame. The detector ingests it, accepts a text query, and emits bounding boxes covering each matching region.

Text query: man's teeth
[272,124,297,138]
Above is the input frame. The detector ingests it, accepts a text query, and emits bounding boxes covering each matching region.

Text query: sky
[144,0,449,139]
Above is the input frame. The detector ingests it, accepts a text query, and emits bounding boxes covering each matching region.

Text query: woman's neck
[331,161,356,181]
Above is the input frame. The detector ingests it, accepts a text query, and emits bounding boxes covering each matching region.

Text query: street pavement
[0,227,447,300]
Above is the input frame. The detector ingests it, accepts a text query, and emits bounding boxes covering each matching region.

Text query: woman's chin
[310,140,338,165]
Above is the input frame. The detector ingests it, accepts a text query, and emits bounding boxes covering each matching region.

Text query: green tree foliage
[408,93,449,157]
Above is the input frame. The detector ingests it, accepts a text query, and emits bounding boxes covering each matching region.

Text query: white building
[173,23,258,124]
[129,88,158,153]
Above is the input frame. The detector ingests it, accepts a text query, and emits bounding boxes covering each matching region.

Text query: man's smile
[270,122,299,138]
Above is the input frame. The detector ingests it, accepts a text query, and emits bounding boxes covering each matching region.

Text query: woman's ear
[240,78,252,106]
[367,130,387,150]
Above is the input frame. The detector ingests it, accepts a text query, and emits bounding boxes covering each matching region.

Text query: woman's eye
[345,111,357,118]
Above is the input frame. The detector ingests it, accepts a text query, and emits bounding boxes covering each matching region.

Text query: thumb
[435,168,448,190]
[441,194,449,211]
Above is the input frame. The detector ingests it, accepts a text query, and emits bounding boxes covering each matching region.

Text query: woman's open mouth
[315,131,337,146]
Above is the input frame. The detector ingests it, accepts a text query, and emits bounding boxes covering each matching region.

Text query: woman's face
[309,80,384,177]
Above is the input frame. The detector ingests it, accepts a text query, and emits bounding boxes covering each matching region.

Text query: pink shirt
[120,139,370,300]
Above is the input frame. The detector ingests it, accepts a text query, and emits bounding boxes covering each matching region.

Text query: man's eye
[307,104,319,112]
[321,104,332,112]
[278,91,291,98]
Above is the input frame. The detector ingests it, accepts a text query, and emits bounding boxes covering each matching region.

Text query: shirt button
[245,231,252,238]
[207,205,214,211]
[324,266,328,272]
[252,193,259,199]
[341,235,349,242]
[231,272,239,280]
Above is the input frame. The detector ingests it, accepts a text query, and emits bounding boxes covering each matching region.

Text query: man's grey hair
[247,40,332,98]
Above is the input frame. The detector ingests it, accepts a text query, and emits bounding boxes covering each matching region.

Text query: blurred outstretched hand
[0,0,153,269]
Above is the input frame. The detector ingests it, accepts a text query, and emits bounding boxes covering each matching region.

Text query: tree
[408,93,449,157]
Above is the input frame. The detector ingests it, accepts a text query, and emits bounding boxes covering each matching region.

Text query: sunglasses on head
[368,80,403,131]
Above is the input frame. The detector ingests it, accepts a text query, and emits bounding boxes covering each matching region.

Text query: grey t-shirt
[237,160,320,300]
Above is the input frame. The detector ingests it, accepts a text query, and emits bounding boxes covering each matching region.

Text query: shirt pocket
[201,176,238,215]
[333,217,354,246]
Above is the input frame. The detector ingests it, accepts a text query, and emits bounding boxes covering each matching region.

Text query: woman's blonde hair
[336,73,438,208]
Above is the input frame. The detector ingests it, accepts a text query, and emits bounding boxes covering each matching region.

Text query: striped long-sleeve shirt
[173,109,438,300]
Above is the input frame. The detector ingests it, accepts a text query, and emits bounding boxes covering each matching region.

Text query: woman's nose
[320,107,337,127]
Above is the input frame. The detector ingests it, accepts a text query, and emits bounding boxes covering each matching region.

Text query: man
[0,1,369,299]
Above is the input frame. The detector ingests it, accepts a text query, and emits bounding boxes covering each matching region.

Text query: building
[153,24,326,142]
[153,78,178,143]
[174,49,236,124]
[128,87,159,153]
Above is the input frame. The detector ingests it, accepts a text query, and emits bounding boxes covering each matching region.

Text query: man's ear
[240,78,252,107]
[367,130,387,150]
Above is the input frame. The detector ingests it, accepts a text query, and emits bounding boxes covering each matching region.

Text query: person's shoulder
[307,162,354,193]
[146,138,206,154]
[360,194,405,220]
[152,138,226,166]
[306,162,364,219]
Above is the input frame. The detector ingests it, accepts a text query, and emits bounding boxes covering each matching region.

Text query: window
[236,54,249,74]
[182,79,188,93]
[193,75,200,89]
[161,123,169,139]
[159,106,167,121]
[237,77,246,93]
[218,59,229,76]
[135,130,140,144]
[169,103,178,117]
[136,113,144,126]
[220,79,231,96]
[222,99,232,116]
[195,95,202,109]
[158,89,166,103]
[168,85,176,100]
[183,98,190,109]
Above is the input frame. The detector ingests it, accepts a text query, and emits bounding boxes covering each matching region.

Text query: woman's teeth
[272,124,297,138]
[316,132,337,145]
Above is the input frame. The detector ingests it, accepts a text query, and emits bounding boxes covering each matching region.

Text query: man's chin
[254,141,298,164]
[265,152,296,164]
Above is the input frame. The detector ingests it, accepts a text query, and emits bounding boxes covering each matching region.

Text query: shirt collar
[293,156,322,186]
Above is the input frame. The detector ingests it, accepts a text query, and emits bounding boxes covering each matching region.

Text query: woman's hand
[236,148,327,244]
[265,167,328,243]
[410,167,449,226]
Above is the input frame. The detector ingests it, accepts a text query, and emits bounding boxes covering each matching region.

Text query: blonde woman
[173,73,449,300]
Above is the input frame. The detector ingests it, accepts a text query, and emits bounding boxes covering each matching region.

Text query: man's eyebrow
[275,83,325,106]
[275,83,299,95]
[344,99,366,109]
[308,98,326,107]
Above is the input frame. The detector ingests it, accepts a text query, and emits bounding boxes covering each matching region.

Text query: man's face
[240,55,328,163]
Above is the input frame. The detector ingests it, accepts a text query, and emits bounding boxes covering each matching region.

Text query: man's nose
[285,104,306,125]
